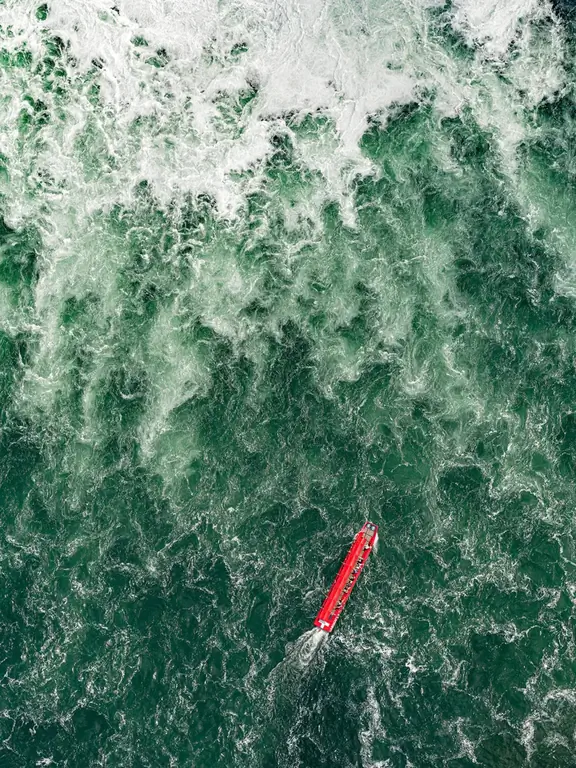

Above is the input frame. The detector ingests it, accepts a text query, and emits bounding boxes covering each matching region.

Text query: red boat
[314,522,378,633]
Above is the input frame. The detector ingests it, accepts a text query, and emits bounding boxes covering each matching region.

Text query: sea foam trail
[286,627,329,670]
[262,628,331,767]
[266,629,328,715]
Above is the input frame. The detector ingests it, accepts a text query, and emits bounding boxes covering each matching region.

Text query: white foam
[0,0,425,225]
[0,0,563,238]
[450,0,548,58]
[0,0,566,434]
[285,627,328,670]
[359,685,388,768]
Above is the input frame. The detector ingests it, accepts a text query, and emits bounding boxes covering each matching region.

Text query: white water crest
[0,0,565,447]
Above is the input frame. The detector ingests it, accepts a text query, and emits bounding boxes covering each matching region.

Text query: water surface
[0,1,576,765]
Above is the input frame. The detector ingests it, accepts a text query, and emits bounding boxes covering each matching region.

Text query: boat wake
[271,628,328,687]
[288,628,329,670]
[265,629,328,718]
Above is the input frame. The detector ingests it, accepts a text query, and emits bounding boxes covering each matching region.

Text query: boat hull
[314,522,378,633]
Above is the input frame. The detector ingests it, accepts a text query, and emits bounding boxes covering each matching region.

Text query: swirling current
[1,1,576,766]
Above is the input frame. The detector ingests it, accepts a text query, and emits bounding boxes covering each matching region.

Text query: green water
[1,0,576,765]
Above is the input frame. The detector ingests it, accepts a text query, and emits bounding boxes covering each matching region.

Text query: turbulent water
[2,0,576,765]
